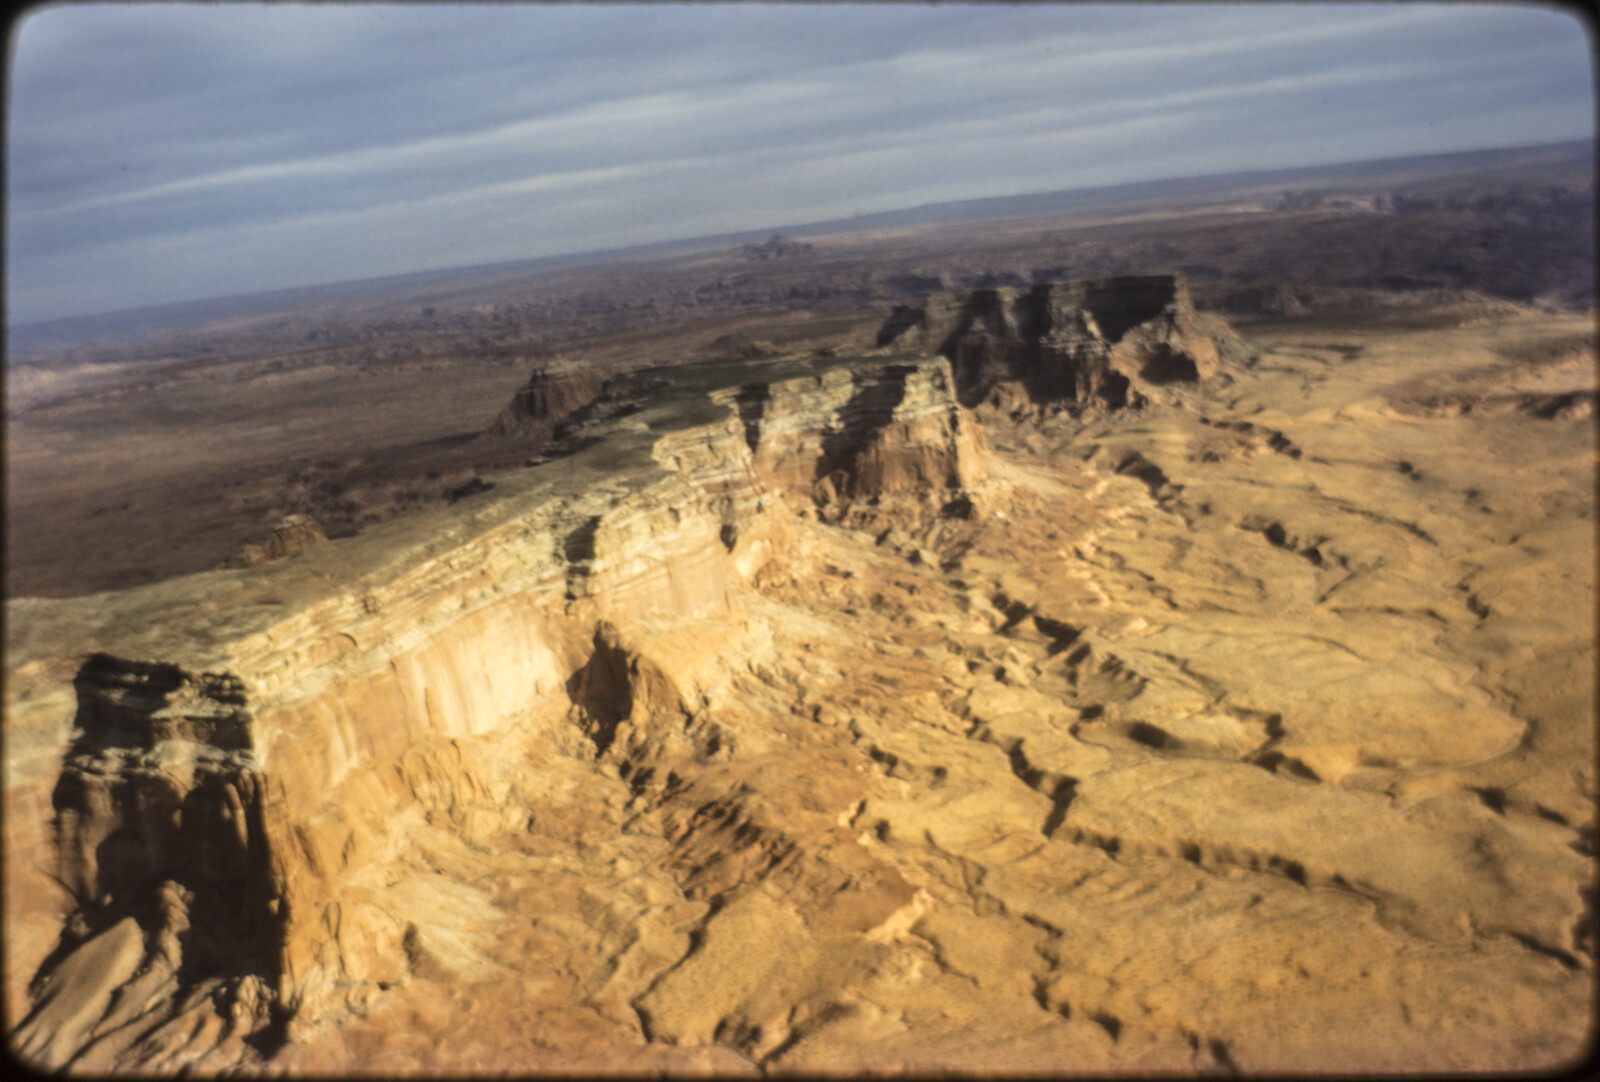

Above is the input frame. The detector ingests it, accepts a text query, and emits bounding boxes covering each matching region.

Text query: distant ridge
[9,137,1590,358]
[776,137,1595,237]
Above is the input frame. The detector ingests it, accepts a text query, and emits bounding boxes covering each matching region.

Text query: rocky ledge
[6,292,1591,1076]
[879,272,1250,408]
[5,346,991,1071]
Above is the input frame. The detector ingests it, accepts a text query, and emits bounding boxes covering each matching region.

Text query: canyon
[6,266,1594,1073]
[6,142,1597,1075]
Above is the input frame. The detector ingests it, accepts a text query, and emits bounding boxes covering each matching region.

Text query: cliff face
[878,273,1249,408]
[489,357,614,439]
[6,313,1594,1075]
[5,351,987,1072]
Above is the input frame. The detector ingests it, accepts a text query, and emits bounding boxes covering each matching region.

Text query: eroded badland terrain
[5,142,1596,1074]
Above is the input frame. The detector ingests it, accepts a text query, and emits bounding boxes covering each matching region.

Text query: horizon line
[9,133,1592,337]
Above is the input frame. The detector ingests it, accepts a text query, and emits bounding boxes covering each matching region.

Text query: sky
[6,2,1593,326]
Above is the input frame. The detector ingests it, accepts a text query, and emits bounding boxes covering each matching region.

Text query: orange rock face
[5,308,1594,1074]
[879,273,1246,409]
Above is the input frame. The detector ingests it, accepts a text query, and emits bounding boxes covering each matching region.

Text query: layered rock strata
[5,314,1594,1074]
[5,351,986,1072]
[489,356,614,440]
[878,273,1250,409]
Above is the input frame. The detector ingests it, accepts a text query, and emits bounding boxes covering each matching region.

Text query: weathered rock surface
[221,513,329,569]
[5,309,1594,1074]
[878,273,1251,409]
[490,357,614,440]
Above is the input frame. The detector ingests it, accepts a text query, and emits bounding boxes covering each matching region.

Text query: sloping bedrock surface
[5,348,992,1069]
[1004,316,1595,985]
[5,319,1592,1074]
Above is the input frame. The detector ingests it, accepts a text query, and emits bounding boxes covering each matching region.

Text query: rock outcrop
[878,273,1250,408]
[4,349,988,1072]
[489,357,613,439]
[6,314,1593,1075]
[221,514,328,569]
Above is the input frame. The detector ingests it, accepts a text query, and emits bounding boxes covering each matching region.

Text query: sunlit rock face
[3,349,989,1072]
[559,351,986,545]
[223,513,329,569]
[490,356,615,439]
[879,273,1249,408]
[6,311,1594,1075]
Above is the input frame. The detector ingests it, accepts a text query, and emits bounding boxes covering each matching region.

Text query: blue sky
[6,2,1593,325]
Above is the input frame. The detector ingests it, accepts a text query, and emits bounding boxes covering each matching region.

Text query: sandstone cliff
[5,312,1593,1074]
[5,350,988,1072]
[878,273,1250,409]
[489,357,614,440]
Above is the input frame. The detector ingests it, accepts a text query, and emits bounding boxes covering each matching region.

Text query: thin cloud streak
[32,6,1459,220]
[6,3,1592,324]
[54,55,1428,223]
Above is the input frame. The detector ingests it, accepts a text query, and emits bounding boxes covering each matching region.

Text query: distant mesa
[740,234,815,262]
[220,513,327,569]
[491,356,615,439]
[878,273,1250,409]
[707,332,783,360]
